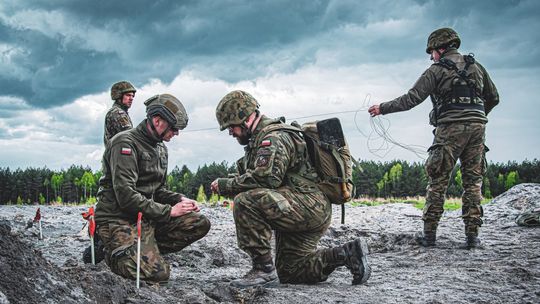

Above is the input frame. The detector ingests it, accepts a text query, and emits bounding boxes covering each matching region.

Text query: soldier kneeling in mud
[211,90,371,289]
[93,94,210,284]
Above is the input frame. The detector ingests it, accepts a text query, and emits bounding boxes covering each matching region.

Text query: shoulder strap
[435,57,457,71]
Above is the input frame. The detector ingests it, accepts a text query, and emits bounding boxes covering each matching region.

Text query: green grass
[351,197,491,211]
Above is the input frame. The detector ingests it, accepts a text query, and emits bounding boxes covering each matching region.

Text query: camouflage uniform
[217,115,345,283]
[104,81,137,146]
[95,95,210,284]
[379,29,499,239]
[104,102,132,146]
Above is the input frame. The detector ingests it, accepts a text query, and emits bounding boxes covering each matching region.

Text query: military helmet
[426,27,461,54]
[144,94,189,130]
[215,90,259,131]
[110,81,137,100]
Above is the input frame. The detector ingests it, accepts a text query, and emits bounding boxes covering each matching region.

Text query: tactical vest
[429,54,485,126]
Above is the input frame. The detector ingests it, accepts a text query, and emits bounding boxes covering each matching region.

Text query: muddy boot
[415,231,436,247]
[465,225,482,249]
[82,233,105,264]
[415,221,437,247]
[465,234,482,249]
[230,255,278,289]
[332,238,371,285]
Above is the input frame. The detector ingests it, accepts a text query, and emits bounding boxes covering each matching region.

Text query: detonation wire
[183,94,428,160]
[354,94,428,160]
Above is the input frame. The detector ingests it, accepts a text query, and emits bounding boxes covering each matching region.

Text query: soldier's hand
[210,179,219,194]
[180,197,200,212]
[171,200,199,217]
[368,104,381,117]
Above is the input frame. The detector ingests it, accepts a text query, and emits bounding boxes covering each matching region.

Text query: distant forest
[0,159,539,205]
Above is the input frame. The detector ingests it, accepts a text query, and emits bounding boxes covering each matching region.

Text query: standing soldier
[368,28,499,248]
[211,90,371,289]
[83,80,137,263]
[94,94,210,284]
[104,81,137,146]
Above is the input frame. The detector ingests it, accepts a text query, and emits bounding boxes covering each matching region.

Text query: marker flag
[33,208,41,222]
[82,207,96,264]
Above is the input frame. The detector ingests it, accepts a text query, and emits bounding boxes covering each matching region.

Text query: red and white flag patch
[261,139,271,147]
[121,147,132,155]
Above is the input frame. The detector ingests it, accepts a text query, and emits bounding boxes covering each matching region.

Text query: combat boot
[230,261,278,289]
[333,238,371,285]
[463,224,482,249]
[415,221,437,247]
[465,234,481,249]
[415,231,436,247]
[82,233,105,264]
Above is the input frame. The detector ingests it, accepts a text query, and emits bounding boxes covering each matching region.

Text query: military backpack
[259,118,356,223]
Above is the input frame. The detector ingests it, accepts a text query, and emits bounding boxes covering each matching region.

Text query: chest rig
[429,54,485,126]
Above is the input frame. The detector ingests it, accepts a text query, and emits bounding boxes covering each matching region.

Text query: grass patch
[351,197,492,211]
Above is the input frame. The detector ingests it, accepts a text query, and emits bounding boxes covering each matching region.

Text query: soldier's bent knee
[197,215,211,237]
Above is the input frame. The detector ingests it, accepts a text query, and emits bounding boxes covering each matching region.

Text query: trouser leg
[97,220,170,284]
[233,187,331,283]
[155,212,211,254]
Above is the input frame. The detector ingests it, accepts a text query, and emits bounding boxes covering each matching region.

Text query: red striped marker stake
[136,212,143,289]
[34,208,42,240]
[82,207,97,264]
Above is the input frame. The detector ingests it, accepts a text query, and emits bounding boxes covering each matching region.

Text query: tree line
[0,159,538,205]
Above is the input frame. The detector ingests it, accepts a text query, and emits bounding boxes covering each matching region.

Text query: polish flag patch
[121,147,132,155]
[261,139,272,147]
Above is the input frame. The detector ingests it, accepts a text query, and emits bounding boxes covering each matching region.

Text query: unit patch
[256,149,272,167]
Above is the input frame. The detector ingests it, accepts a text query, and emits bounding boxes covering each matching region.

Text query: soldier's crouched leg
[97,220,170,284]
[155,212,210,254]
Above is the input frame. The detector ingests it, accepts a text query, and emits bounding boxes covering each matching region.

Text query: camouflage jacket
[95,120,182,225]
[380,49,499,125]
[217,116,319,196]
[104,101,133,146]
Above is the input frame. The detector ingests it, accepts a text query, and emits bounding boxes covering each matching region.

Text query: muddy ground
[1,183,539,304]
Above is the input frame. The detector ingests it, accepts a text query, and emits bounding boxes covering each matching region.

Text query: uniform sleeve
[110,141,172,222]
[477,63,500,115]
[380,67,438,115]
[217,131,294,195]
[154,172,183,205]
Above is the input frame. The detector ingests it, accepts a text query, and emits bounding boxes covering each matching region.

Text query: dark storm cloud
[0,0,538,108]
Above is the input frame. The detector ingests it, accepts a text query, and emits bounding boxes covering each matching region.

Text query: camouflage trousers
[424,122,486,235]
[97,212,210,284]
[233,186,336,284]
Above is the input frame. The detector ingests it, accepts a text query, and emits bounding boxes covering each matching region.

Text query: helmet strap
[148,116,169,141]
[242,111,261,137]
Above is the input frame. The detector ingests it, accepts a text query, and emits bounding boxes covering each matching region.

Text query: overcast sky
[1,0,539,172]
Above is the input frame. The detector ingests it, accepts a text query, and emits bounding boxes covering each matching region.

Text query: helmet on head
[215,90,259,131]
[144,94,188,130]
[426,28,461,54]
[110,81,137,100]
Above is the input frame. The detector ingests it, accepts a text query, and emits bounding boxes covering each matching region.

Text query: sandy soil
[1,183,539,304]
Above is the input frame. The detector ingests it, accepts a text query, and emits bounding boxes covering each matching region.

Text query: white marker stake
[136,212,143,289]
[38,219,42,240]
[90,235,95,265]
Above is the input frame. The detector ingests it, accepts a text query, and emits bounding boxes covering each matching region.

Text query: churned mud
[1,184,539,304]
